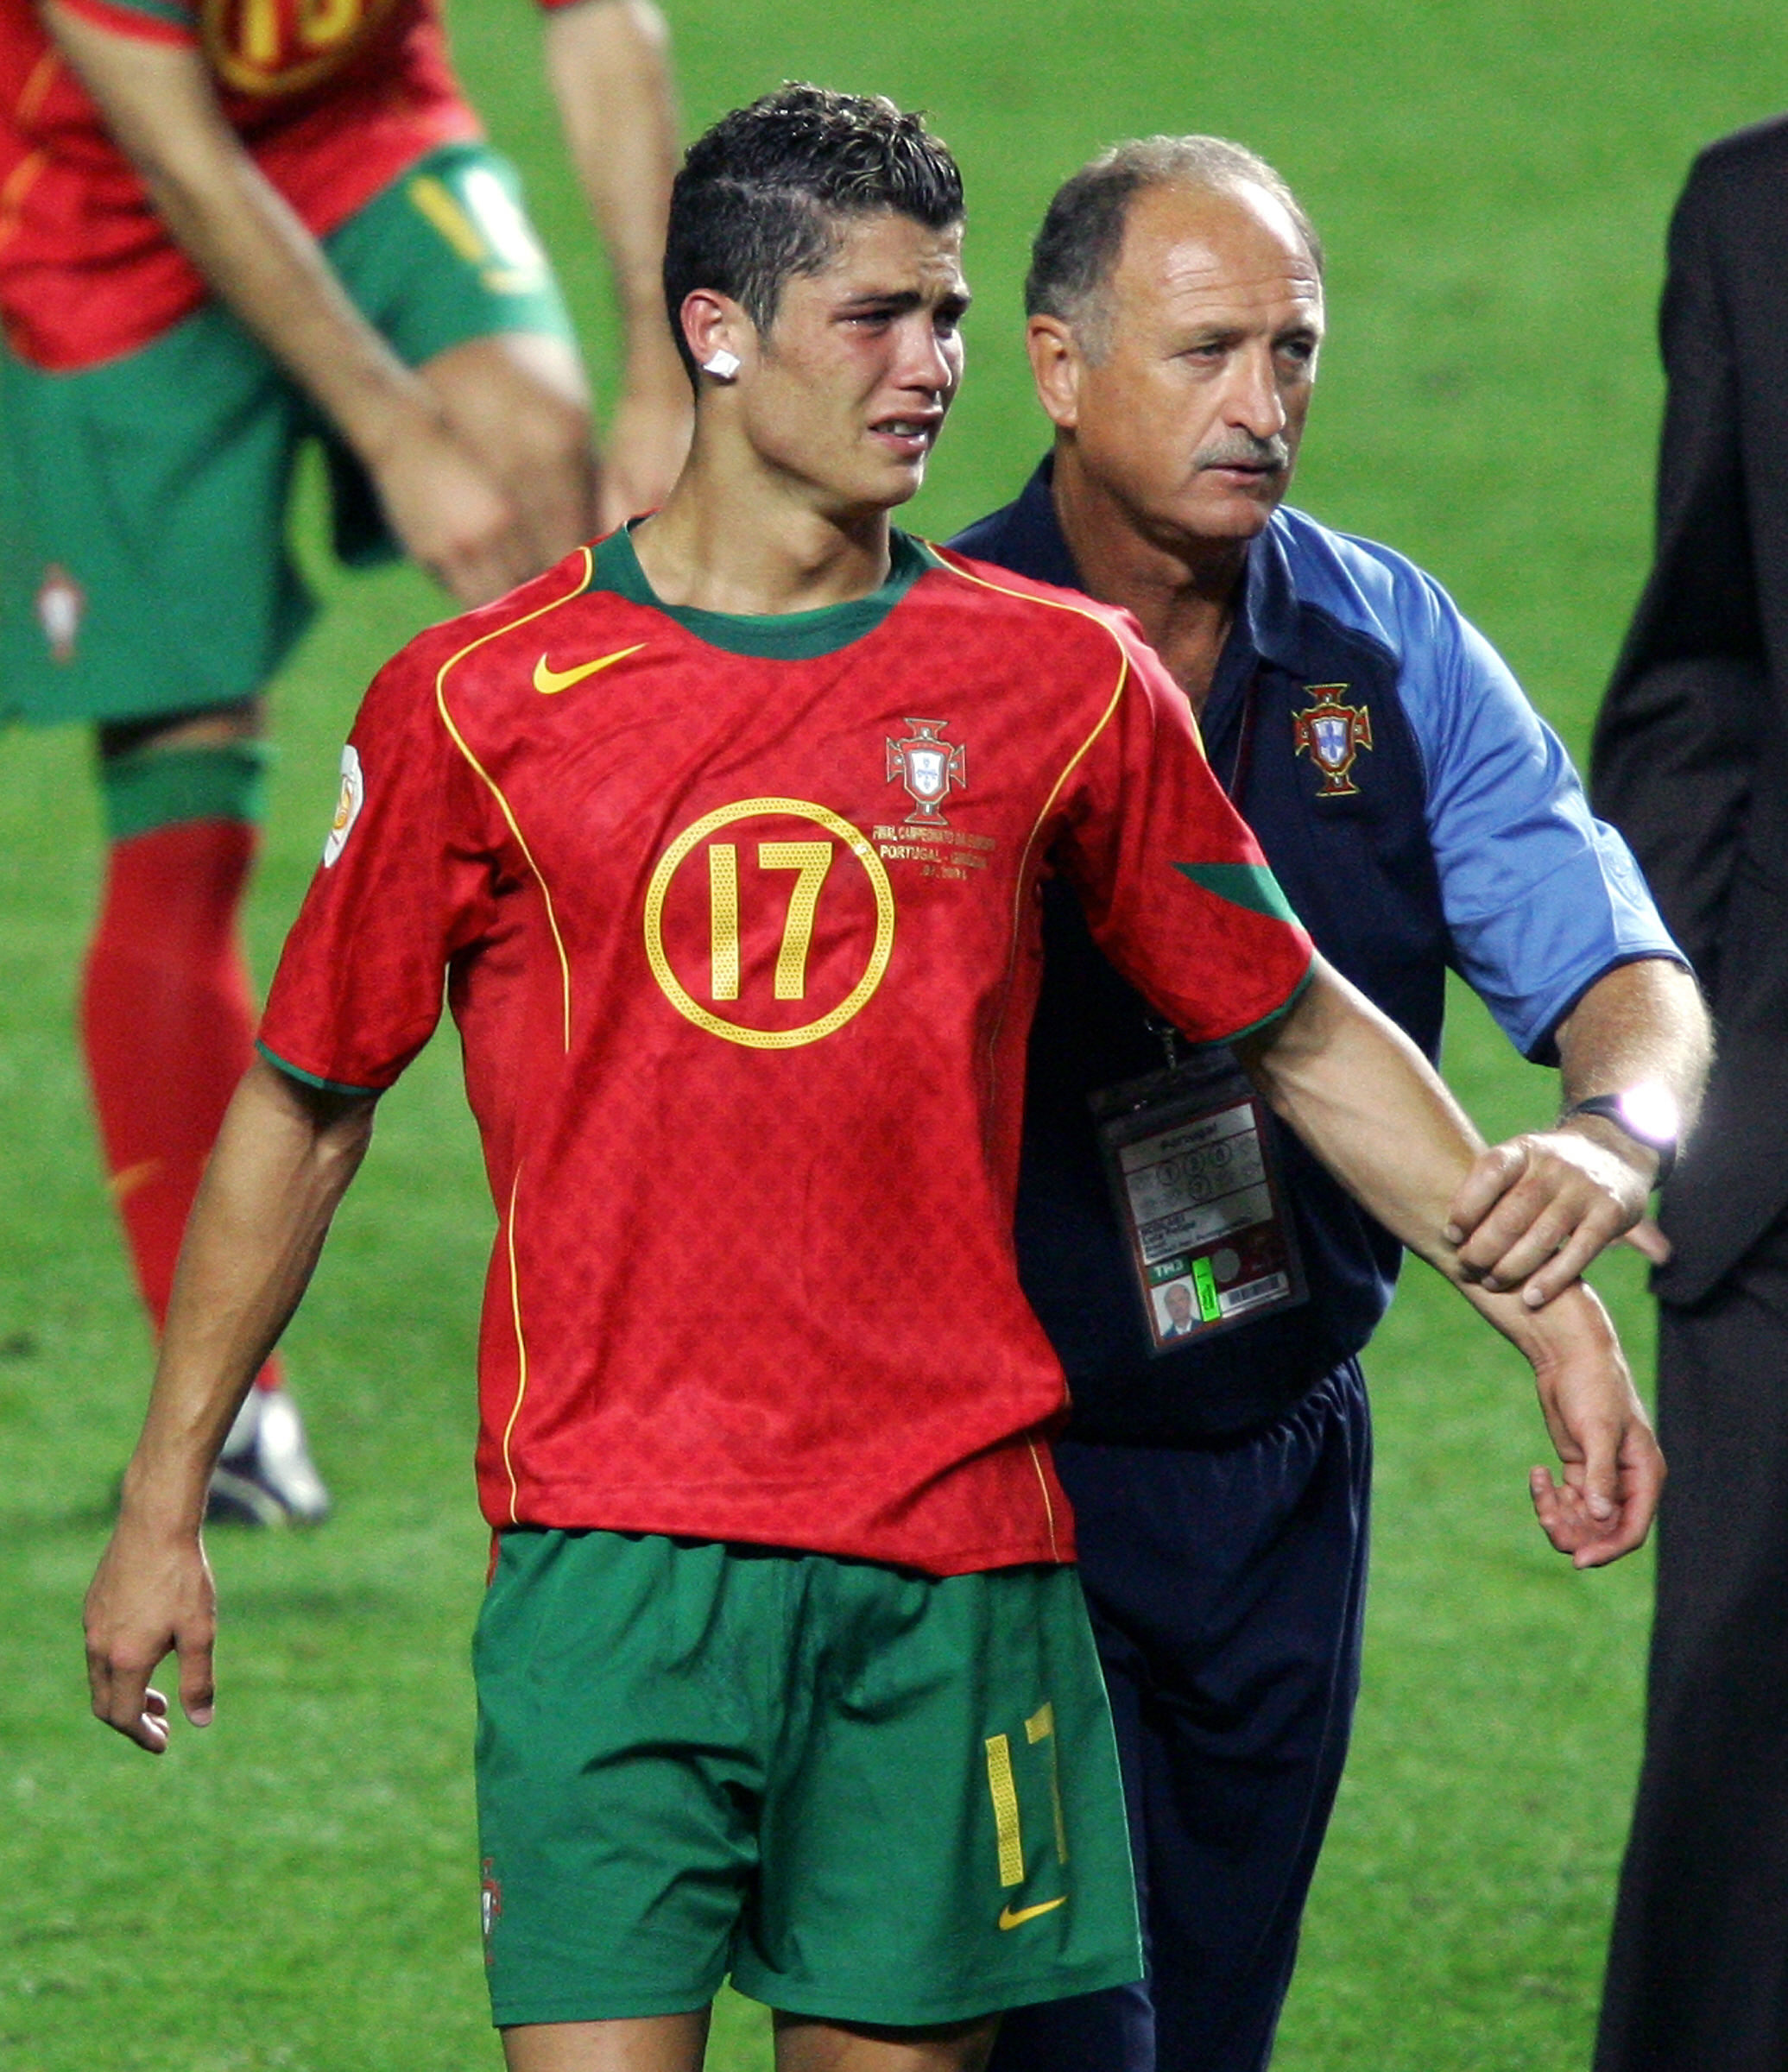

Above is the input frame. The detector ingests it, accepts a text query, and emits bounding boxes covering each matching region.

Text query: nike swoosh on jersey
[997,1896,1068,1930]
[533,643,647,694]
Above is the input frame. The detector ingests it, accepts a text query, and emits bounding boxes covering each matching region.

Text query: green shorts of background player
[476,1533,1143,2059]
[0,0,688,1523]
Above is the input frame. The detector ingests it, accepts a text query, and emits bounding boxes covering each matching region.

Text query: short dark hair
[1026,136,1324,358]
[662,85,965,384]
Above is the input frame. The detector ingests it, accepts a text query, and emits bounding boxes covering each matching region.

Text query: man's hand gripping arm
[85,1059,376,1753]
[1444,957,1710,1284]
[1235,957,1665,1567]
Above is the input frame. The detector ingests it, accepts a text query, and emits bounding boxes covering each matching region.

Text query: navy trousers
[989,1362,1372,2072]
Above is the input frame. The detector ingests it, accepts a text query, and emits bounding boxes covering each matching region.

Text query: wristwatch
[1558,1085,1680,1187]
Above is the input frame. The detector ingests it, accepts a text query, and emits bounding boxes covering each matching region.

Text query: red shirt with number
[256,530,1316,1577]
[0,0,572,370]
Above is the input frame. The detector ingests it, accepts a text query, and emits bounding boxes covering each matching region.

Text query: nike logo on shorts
[997,1896,1067,1930]
[534,644,647,694]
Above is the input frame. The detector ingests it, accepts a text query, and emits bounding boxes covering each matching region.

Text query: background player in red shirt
[82,86,1660,2071]
[0,0,687,1519]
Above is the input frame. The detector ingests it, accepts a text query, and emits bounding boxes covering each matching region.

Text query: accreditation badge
[1090,1047,1307,1355]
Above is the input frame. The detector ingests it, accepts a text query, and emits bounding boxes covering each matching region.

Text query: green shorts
[0,142,576,730]
[473,1530,1141,2031]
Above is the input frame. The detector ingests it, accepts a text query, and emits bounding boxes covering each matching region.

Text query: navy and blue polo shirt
[953,459,1680,1442]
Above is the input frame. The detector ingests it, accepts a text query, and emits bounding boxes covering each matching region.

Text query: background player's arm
[542,0,689,527]
[85,1058,376,1754]
[1235,956,1663,1567]
[41,2,538,606]
[1446,957,1709,1278]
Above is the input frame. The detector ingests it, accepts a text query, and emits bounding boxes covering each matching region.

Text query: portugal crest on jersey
[886,718,966,826]
[1292,685,1373,797]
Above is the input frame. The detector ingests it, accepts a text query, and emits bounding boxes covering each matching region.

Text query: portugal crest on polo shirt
[1292,685,1373,797]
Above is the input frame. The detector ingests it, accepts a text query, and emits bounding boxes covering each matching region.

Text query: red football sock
[80,818,281,1393]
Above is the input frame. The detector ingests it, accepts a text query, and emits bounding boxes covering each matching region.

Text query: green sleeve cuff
[256,1040,381,1099]
[1223,957,1316,1046]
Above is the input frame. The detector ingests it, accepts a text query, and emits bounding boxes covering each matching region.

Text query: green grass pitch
[2,4,1779,2065]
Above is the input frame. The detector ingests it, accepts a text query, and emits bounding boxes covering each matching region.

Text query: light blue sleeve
[1391,563,1684,1060]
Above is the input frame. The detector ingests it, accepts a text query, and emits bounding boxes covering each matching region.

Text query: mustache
[1193,433,1291,472]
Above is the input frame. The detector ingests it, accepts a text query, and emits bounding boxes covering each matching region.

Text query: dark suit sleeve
[1589,160,1767,993]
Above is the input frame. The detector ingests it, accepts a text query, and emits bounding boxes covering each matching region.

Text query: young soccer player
[0,0,687,1519]
[83,87,1659,2071]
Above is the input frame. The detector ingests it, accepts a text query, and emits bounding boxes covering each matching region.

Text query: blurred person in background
[1590,115,1788,2072]
[954,136,1710,2072]
[0,0,688,1521]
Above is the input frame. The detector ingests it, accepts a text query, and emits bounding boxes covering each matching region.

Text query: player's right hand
[370,418,540,610]
[84,1520,217,1754]
[1519,1279,1665,1569]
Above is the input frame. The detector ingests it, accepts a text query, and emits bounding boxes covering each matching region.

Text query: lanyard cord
[1219,666,1262,803]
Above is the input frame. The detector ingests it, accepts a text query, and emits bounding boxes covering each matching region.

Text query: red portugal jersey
[0,0,571,369]
[257,530,1315,1576]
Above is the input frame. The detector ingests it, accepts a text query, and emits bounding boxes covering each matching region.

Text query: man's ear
[1027,315,1084,432]
[681,290,752,380]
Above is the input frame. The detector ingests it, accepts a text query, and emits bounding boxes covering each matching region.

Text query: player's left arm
[1446,957,1710,1289]
[540,0,690,527]
[1234,957,1663,1566]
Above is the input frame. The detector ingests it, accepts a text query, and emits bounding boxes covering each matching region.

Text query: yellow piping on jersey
[433,550,591,1052]
[1027,1442,1062,1563]
[922,546,1135,1122]
[499,1166,529,1524]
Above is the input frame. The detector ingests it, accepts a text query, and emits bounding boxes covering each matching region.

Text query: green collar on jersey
[589,524,936,659]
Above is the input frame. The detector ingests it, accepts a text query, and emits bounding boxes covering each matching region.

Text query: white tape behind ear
[702,349,742,381]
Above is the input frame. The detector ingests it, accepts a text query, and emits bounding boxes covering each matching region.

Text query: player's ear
[1027,314,1083,431]
[682,292,752,386]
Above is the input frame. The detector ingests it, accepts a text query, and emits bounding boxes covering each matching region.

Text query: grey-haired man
[956,137,1708,2072]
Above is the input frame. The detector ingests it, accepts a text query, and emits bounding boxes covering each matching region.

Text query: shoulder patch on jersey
[323,743,363,867]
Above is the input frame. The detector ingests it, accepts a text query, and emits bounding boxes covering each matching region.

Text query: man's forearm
[1554,956,1712,1170]
[544,0,682,379]
[121,1058,375,1532]
[41,6,444,468]
[1235,956,1483,1277]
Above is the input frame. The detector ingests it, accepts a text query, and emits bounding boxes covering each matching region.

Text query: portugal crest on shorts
[480,1858,502,1962]
[1292,685,1373,797]
[35,565,83,666]
[886,718,966,826]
